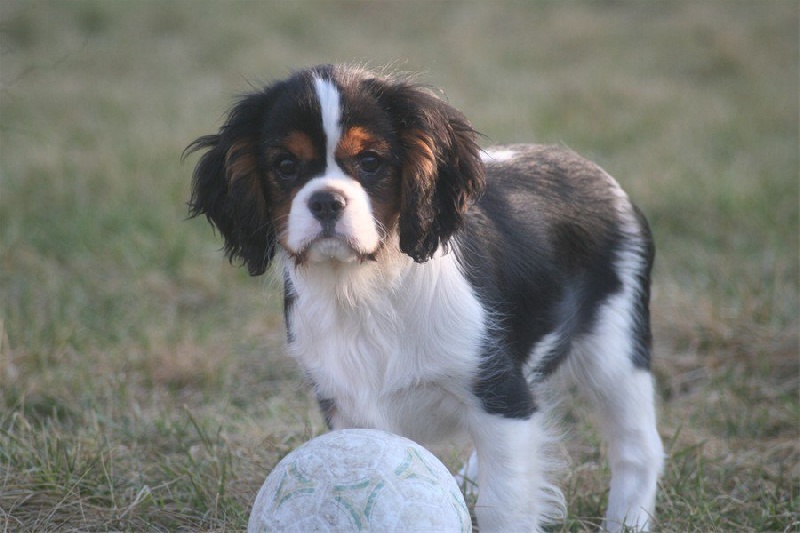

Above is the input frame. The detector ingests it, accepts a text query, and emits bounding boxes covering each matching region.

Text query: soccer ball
[248,429,471,532]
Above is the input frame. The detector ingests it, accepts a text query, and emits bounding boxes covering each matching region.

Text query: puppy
[187,64,663,532]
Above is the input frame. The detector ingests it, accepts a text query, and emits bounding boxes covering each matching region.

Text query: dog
[186,64,664,532]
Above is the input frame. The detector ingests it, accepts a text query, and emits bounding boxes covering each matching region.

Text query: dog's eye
[274,156,298,180]
[357,151,382,175]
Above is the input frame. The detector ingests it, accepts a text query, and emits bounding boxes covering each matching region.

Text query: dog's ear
[185,92,276,276]
[374,80,485,262]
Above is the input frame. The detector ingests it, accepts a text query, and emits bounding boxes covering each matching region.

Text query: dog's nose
[308,190,346,223]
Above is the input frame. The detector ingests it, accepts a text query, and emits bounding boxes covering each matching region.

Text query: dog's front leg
[468,412,563,533]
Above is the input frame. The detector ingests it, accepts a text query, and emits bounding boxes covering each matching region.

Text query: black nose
[308,190,346,223]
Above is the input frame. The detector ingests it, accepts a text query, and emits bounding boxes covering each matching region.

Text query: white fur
[313,76,342,170]
[284,248,485,444]
[284,246,567,531]
[559,198,664,531]
[481,150,517,162]
[526,331,562,383]
[285,175,381,261]
[468,412,565,532]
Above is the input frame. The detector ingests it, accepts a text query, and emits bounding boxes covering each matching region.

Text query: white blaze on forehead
[313,76,343,172]
[285,78,381,262]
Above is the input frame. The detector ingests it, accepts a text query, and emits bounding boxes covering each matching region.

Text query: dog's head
[186,64,485,275]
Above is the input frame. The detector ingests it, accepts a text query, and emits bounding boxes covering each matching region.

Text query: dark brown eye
[274,156,297,180]
[357,151,381,175]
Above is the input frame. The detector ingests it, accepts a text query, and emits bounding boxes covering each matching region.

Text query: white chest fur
[283,249,486,444]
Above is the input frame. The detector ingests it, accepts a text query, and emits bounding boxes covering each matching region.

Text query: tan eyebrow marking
[336,126,390,160]
[283,131,316,160]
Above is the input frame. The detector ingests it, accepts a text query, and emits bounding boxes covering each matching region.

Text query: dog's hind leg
[570,357,663,531]
[566,247,664,531]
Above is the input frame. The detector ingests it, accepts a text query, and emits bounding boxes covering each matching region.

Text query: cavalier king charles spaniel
[187,64,663,532]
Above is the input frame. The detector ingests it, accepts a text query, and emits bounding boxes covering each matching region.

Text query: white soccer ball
[248,429,471,532]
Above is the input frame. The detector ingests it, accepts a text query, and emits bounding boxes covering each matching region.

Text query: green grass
[1,1,797,531]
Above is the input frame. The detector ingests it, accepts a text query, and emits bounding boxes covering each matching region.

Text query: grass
[1,1,797,531]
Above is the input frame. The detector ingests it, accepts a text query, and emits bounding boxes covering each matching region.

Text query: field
[1,1,797,531]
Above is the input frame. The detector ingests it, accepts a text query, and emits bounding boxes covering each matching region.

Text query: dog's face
[276,77,400,265]
[186,65,485,275]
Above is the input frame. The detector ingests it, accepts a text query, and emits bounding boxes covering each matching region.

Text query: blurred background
[1,1,797,530]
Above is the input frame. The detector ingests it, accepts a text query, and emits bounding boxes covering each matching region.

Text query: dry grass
[1,1,797,531]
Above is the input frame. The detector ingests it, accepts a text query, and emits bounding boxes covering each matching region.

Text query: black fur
[458,146,652,419]
[185,89,280,276]
[370,80,486,262]
[628,205,656,370]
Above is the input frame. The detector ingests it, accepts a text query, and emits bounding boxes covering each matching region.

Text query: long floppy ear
[184,92,276,276]
[375,80,485,262]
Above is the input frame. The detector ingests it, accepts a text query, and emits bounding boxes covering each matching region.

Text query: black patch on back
[457,146,650,418]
